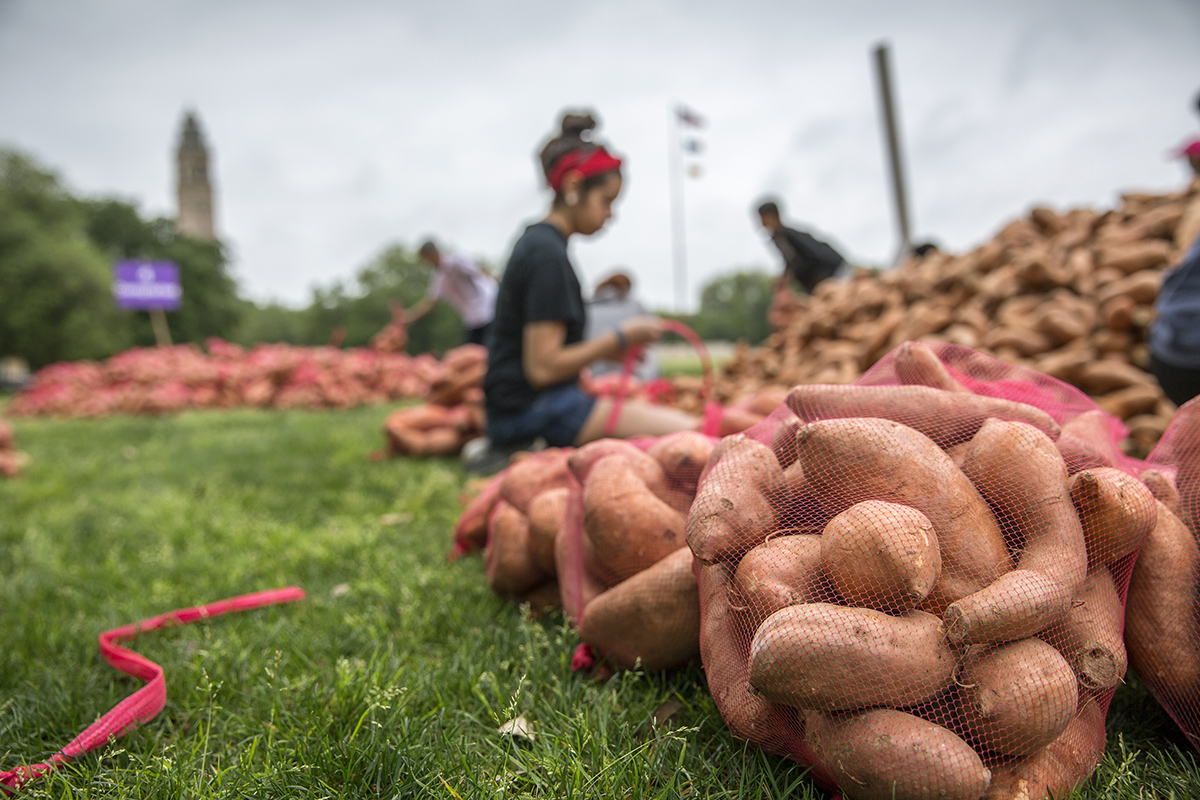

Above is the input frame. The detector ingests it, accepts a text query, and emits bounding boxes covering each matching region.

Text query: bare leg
[573,398,699,446]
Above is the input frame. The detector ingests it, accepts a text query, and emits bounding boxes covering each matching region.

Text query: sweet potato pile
[0,419,21,478]
[693,345,1149,800]
[7,340,482,418]
[721,179,1200,457]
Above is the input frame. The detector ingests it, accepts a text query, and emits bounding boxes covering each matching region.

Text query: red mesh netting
[1125,395,1200,750]
[453,433,717,673]
[693,342,1151,800]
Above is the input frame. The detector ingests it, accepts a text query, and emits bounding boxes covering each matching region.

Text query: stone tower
[175,111,216,240]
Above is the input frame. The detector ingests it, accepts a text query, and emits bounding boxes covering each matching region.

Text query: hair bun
[561,112,597,140]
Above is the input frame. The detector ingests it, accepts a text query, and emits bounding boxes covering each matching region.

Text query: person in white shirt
[406,241,499,345]
[584,271,659,381]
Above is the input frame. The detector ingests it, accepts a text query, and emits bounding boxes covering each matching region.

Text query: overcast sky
[1,0,1198,311]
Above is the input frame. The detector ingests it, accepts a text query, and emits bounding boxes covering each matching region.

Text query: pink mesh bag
[692,342,1152,800]
[1124,395,1200,749]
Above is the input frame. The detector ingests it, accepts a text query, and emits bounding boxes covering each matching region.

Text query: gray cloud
[1,0,1198,311]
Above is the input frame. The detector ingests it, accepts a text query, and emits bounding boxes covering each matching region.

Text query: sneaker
[462,436,546,476]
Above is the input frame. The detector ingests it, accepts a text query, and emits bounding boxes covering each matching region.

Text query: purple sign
[113,261,181,311]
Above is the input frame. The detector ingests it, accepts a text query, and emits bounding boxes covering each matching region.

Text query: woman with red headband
[477,112,697,466]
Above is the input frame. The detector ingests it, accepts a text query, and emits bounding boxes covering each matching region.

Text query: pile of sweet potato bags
[452,341,1200,800]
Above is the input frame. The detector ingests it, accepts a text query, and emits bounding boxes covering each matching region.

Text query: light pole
[873,42,914,266]
[668,104,705,312]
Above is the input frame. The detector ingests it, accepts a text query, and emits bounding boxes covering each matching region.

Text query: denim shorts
[486,382,597,448]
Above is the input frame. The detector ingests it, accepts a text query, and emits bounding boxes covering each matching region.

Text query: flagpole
[668,105,688,313]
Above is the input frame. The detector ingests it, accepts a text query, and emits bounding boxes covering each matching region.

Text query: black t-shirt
[484,222,587,416]
[773,225,845,293]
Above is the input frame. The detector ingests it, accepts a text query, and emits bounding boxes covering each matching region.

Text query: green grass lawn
[0,406,1197,798]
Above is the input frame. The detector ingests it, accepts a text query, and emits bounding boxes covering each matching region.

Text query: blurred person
[756,198,848,295]
[476,111,696,468]
[1149,237,1200,406]
[1181,140,1200,178]
[405,240,498,346]
[584,270,659,381]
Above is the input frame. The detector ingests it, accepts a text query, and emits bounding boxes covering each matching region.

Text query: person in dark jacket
[756,199,848,294]
[1150,236,1200,406]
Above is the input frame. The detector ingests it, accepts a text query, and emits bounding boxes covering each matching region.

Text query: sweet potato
[527,487,569,576]
[1055,409,1119,473]
[958,637,1077,757]
[554,504,606,625]
[821,501,941,614]
[1069,466,1157,568]
[1124,501,1200,703]
[484,500,547,597]
[686,435,786,564]
[697,562,805,750]
[730,534,825,629]
[568,439,666,493]
[1046,568,1127,691]
[893,341,968,392]
[770,414,803,469]
[1140,468,1179,514]
[749,603,956,711]
[786,383,1060,449]
[1174,399,1200,532]
[645,430,715,497]
[499,448,572,514]
[794,417,1010,614]
[583,456,687,583]
[805,708,991,800]
[578,547,700,671]
[452,472,504,556]
[983,696,1107,800]
[950,419,1088,644]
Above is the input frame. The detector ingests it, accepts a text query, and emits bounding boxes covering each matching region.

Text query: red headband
[547,146,623,193]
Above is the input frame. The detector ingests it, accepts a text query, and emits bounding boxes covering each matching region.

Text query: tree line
[0,147,773,370]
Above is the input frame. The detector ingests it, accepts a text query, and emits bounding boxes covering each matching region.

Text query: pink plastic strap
[603,320,714,436]
[571,642,596,672]
[0,587,306,794]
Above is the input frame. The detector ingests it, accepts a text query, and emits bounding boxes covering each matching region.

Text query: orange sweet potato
[1124,501,1200,704]
[794,417,1010,614]
[770,414,803,468]
[499,448,572,514]
[1069,466,1157,568]
[686,435,786,564]
[698,562,804,750]
[484,500,547,597]
[1173,399,1200,532]
[749,603,956,711]
[957,637,1078,757]
[730,533,825,629]
[1055,409,1120,473]
[806,708,991,800]
[950,419,1088,644]
[583,456,688,583]
[646,430,715,497]
[983,696,1107,800]
[821,500,941,614]
[1140,468,1179,514]
[787,383,1060,450]
[1045,567,1127,691]
[893,340,969,392]
[578,547,700,671]
[453,472,504,556]
[527,487,569,576]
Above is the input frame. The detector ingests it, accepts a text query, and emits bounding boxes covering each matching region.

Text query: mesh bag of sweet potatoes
[694,342,1157,800]
[452,432,718,672]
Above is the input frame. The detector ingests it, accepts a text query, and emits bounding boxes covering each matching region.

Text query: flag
[676,105,705,128]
